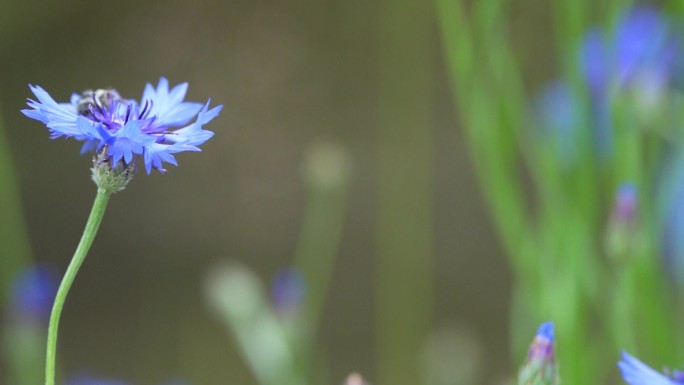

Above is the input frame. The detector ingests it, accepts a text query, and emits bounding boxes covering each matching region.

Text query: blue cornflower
[619,351,684,385]
[9,265,58,322]
[22,78,222,174]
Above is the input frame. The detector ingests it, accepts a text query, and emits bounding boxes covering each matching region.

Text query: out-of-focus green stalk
[292,141,350,383]
[435,0,537,369]
[611,96,677,364]
[667,1,684,16]
[435,0,532,282]
[3,321,46,385]
[206,264,303,385]
[0,107,32,299]
[553,0,586,75]
[377,1,434,384]
[435,0,598,383]
[0,106,41,385]
[293,141,350,339]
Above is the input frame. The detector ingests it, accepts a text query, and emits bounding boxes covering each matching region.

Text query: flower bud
[518,322,559,385]
[91,150,134,194]
[605,184,640,260]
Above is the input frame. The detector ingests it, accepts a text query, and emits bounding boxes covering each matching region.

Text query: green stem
[45,188,111,385]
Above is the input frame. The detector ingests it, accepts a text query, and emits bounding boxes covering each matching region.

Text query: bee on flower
[22,78,222,179]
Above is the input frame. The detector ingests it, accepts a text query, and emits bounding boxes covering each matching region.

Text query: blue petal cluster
[22,78,222,174]
[535,5,681,166]
[619,351,684,385]
[580,5,681,95]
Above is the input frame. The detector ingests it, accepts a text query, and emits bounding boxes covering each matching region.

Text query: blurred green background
[0,0,540,383]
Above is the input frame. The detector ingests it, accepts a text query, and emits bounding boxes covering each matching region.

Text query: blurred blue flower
[536,4,682,165]
[9,265,58,322]
[270,267,307,315]
[618,351,684,385]
[22,78,222,174]
[581,6,681,95]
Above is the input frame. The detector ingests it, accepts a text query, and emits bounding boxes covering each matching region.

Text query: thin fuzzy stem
[45,189,111,385]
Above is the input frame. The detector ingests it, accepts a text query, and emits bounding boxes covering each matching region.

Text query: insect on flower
[22,77,222,175]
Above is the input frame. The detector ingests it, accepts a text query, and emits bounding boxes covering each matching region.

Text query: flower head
[518,322,559,385]
[619,351,684,385]
[22,78,222,175]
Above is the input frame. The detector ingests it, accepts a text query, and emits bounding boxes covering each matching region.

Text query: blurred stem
[293,178,349,342]
[4,323,46,385]
[377,0,434,384]
[610,266,637,355]
[45,189,110,385]
[0,107,32,300]
[292,162,349,382]
[435,0,533,280]
[553,0,586,76]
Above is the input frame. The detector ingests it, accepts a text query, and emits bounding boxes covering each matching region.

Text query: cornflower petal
[22,85,79,138]
[107,120,155,165]
[142,77,203,127]
[143,143,199,174]
[618,351,681,385]
[167,100,222,147]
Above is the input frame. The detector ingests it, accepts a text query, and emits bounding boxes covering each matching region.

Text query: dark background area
[0,0,548,383]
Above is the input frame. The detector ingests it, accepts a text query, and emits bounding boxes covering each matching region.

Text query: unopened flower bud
[91,150,134,194]
[605,184,640,260]
[518,322,559,385]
